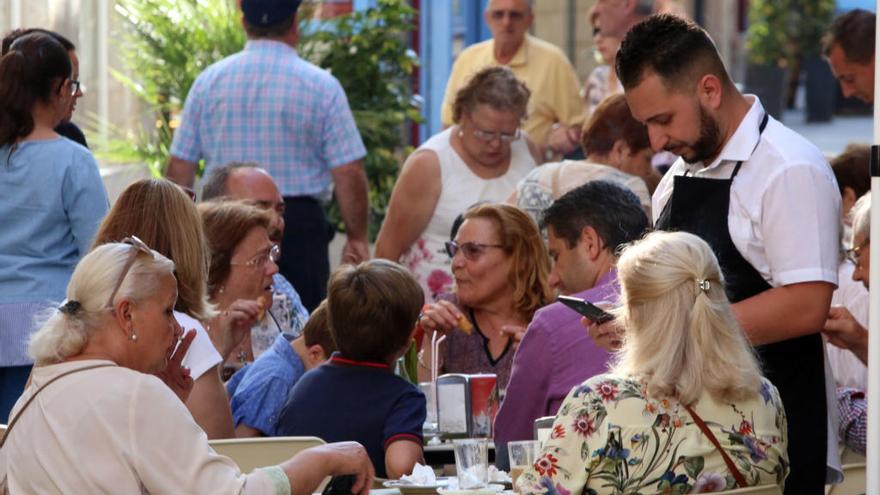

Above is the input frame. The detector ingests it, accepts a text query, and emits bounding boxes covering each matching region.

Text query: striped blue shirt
[170,40,367,197]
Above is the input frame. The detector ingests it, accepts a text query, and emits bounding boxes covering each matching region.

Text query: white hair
[851,192,871,245]
[611,231,762,405]
[29,243,175,366]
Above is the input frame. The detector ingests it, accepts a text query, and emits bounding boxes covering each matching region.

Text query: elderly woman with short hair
[375,66,539,302]
[199,200,280,375]
[0,241,373,494]
[517,231,788,494]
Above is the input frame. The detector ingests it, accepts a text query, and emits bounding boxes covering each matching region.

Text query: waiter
[615,15,841,494]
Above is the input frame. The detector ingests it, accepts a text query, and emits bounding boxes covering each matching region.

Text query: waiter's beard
[679,105,723,165]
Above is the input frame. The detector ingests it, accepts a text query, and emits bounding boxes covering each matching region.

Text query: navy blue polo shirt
[276,354,426,478]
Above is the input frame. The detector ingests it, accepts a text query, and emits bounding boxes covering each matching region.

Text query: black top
[55,121,88,149]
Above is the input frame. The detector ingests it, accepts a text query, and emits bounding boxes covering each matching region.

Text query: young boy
[229,301,336,437]
[276,260,426,479]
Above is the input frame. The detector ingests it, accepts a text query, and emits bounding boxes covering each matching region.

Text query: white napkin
[488,466,511,483]
[400,463,437,485]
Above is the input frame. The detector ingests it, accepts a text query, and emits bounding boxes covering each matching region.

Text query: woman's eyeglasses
[106,236,154,308]
[471,127,521,143]
[846,242,868,268]
[231,244,281,270]
[445,240,504,261]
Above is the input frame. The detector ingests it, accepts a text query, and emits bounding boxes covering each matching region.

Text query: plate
[383,477,450,495]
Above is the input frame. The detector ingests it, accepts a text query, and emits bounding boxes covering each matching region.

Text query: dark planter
[745,63,787,122]
[804,55,836,122]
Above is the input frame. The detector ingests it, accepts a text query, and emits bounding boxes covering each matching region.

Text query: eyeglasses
[471,126,521,143]
[69,79,81,96]
[445,240,504,261]
[846,242,869,268]
[106,236,154,308]
[488,9,527,21]
[231,244,281,270]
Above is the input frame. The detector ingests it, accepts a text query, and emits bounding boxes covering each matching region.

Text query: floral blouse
[516,374,789,495]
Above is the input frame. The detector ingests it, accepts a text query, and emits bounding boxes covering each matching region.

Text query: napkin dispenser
[436,373,498,438]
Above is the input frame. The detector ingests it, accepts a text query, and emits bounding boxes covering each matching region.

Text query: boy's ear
[306,344,328,367]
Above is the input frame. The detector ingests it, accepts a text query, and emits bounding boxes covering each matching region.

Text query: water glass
[453,438,488,489]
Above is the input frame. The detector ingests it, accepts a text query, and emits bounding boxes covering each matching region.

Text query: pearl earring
[130,331,138,342]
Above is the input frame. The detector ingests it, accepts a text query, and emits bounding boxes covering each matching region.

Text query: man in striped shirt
[167,0,369,311]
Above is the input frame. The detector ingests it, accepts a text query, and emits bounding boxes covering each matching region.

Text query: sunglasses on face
[445,240,504,261]
[488,9,527,21]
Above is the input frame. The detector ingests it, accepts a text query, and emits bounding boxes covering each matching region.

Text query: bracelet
[417,349,429,369]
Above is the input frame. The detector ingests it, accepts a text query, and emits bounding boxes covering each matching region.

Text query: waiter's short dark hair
[616,14,731,91]
[542,180,649,253]
[326,260,423,363]
[822,9,875,64]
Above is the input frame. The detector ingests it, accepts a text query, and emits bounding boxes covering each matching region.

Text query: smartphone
[557,295,615,324]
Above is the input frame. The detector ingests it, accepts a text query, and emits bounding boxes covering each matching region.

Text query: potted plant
[745,0,796,120]
[796,0,836,122]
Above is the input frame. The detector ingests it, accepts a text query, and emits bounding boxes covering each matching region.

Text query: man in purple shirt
[494,181,649,469]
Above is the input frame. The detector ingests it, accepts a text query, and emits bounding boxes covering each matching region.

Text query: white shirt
[652,96,841,288]
[177,311,223,380]
[1,360,289,494]
[828,261,869,390]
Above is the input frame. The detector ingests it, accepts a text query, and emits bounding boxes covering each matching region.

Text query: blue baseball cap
[241,0,302,27]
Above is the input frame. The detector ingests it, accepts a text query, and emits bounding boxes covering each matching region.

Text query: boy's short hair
[303,300,337,355]
[326,260,423,363]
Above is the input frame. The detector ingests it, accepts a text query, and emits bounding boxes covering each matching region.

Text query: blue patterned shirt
[170,40,366,197]
[228,333,306,436]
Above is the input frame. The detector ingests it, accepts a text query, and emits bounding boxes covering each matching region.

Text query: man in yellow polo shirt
[440,0,586,159]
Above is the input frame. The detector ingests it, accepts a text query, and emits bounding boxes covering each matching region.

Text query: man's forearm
[333,161,369,241]
[732,281,834,346]
[166,156,198,189]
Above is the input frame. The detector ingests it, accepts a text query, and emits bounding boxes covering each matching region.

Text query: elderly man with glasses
[439,0,585,160]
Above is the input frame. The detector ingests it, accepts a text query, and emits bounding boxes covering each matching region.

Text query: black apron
[655,113,826,494]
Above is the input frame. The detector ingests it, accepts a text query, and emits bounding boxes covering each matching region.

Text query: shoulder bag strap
[0,363,116,448]
[683,403,748,488]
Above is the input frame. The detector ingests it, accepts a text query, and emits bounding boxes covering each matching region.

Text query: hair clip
[698,279,711,293]
[58,300,81,315]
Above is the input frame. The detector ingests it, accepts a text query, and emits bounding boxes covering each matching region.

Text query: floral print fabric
[517,374,789,495]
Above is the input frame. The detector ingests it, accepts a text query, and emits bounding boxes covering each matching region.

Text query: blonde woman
[92,179,256,439]
[517,232,789,495]
[1,242,373,494]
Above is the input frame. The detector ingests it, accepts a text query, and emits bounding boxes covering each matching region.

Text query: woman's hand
[583,316,623,352]
[156,328,196,403]
[418,300,465,335]
[823,305,869,365]
[282,441,375,495]
[208,299,262,360]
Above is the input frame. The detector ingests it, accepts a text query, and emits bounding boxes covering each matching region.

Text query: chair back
[826,463,867,495]
[209,436,325,473]
[532,416,554,444]
[716,485,782,494]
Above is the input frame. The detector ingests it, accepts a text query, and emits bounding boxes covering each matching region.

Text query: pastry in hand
[457,314,473,335]
[256,295,268,321]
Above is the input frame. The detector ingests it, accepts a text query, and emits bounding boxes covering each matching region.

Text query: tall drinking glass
[453,438,489,489]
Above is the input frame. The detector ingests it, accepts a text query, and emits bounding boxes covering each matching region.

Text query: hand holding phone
[557,295,615,324]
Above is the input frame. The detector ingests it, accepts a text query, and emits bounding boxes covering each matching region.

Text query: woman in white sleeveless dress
[375,67,539,301]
